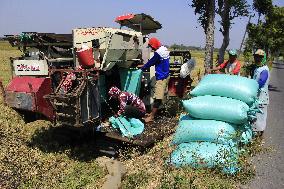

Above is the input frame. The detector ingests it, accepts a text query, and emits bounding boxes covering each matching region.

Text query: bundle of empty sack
[168,74,262,174]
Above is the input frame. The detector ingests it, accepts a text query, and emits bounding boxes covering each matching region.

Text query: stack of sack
[168,74,261,174]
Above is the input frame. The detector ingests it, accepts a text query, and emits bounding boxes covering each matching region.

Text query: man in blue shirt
[140,37,170,123]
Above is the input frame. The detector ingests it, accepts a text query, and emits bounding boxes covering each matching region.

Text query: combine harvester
[2,14,192,147]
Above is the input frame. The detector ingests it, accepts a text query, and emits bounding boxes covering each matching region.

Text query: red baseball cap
[148,37,161,50]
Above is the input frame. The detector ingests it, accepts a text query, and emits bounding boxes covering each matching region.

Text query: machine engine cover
[5,76,54,120]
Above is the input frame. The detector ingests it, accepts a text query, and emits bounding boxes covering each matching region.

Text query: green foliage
[170,43,202,51]
[253,0,273,19]
[191,0,213,32]
[217,0,250,25]
[245,6,284,57]
[191,0,249,35]
[216,0,250,62]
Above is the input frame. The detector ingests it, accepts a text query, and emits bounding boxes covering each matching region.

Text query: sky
[0,0,283,49]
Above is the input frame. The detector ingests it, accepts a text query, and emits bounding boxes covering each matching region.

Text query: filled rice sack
[183,96,253,124]
[168,142,239,174]
[190,74,259,105]
[172,119,237,145]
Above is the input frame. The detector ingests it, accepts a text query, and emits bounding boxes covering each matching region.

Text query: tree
[191,0,216,70]
[265,6,284,55]
[244,6,284,58]
[216,0,249,63]
[253,0,273,23]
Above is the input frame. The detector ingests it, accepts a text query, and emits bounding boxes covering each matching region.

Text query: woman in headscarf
[108,86,146,119]
[252,49,270,137]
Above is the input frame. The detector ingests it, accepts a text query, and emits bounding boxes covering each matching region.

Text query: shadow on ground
[268,84,281,92]
[272,61,284,70]
[28,100,180,162]
[272,62,283,65]
[272,66,284,70]
[28,126,140,161]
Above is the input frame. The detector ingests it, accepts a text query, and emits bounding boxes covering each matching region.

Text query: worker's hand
[136,64,144,69]
[206,69,212,74]
[116,111,122,118]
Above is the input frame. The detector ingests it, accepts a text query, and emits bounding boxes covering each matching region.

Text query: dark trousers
[124,105,145,119]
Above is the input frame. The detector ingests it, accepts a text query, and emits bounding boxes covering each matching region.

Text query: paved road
[247,61,284,189]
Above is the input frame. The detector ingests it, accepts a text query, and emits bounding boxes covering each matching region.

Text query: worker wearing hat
[252,49,270,136]
[209,49,241,75]
[140,37,170,123]
[108,86,146,119]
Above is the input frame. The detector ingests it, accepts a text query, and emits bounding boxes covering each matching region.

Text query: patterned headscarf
[261,52,267,65]
[254,49,267,65]
[108,86,121,98]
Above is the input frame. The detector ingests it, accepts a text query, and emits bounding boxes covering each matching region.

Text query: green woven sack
[109,116,144,137]
[190,74,259,105]
[177,114,253,145]
[119,68,142,95]
[183,96,256,124]
[168,142,239,174]
[172,119,237,145]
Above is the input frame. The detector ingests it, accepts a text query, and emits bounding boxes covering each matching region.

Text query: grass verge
[0,96,106,189]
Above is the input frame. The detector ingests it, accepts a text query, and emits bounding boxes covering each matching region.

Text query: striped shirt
[118,91,146,115]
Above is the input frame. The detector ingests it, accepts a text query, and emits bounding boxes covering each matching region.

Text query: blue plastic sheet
[119,68,142,95]
[168,142,239,174]
[190,74,259,105]
[109,116,144,137]
[172,119,237,145]
[183,95,251,124]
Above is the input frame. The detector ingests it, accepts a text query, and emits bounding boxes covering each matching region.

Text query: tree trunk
[218,31,230,64]
[239,15,252,55]
[218,0,230,64]
[204,0,216,71]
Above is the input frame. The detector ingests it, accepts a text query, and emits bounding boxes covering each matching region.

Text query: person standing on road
[140,37,170,123]
[252,49,270,136]
[208,49,241,75]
